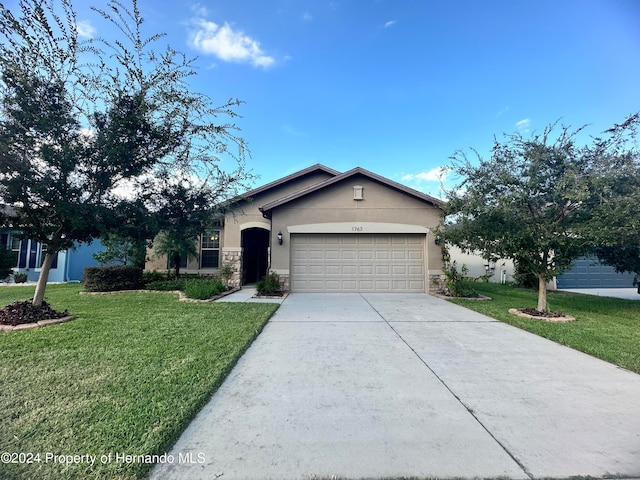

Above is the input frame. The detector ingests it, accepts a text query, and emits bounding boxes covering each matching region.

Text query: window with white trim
[200,230,220,268]
[10,236,20,267]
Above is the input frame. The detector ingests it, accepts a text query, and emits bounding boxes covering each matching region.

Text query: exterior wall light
[277,231,283,245]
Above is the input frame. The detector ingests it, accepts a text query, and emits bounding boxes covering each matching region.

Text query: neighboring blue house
[1,229,105,283]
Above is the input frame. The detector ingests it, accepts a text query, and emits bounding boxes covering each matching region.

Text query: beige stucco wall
[447,245,515,283]
[222,170,335,247]
[268,175,444,286]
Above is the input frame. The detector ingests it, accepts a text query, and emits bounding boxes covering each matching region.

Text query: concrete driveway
[150,293,640,480]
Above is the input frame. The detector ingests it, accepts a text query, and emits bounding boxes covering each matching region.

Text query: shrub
[142,269,167,284]
[183,278,227,300]
[146,279,186,291]
[219,262,234,287]
[83,266,143,292]
[13,272,28,284]
[0,248,15,279]
[256,272,282,296]
[443,261,477,297]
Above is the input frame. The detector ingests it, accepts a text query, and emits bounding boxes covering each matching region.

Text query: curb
[508,308,576,322]
[0,315,76,332]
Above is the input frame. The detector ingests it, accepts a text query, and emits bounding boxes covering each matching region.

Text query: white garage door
[291,234,425,292]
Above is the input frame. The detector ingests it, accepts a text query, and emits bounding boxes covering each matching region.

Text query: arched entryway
[241,227,270,284]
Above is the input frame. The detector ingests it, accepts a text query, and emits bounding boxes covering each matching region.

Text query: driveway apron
[150,293,640,480]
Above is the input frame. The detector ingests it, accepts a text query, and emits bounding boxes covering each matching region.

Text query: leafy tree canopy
[441,116,638,311]
[0,0,253,306]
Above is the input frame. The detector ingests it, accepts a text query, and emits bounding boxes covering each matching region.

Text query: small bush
[142,269,167,284]
[146,279,186,291]
[443,261,477,297]
[183,278,227,300]
[13,272,28,284]
[219,262,234,286]
[83,266,143,292]
[0,248,15,279]
[256,272,282,296]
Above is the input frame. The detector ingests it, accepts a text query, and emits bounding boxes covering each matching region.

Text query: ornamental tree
[442,123,596,312]
[0,0,251,307]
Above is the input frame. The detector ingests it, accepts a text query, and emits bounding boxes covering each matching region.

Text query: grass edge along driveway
[0,284,278,480]
[448,283,640,375]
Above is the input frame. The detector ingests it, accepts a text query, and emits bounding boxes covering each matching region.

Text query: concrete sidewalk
[558,287,639,300]
[150,293,640,480]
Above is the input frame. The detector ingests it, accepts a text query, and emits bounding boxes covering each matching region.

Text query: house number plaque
[352,226,364,232]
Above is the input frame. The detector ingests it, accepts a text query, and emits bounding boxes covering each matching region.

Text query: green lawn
[448,283,640,374]
[0,284,278,480]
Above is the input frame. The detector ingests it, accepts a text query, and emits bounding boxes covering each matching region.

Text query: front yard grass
[448,283,640,374]
[0,283,278,480]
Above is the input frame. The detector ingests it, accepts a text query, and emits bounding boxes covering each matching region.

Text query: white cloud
[302,12,313,22]
[76,20,96,39]
[401,166,448,183]
[497,106,510,117]
[516,118,531,132]
[384,20,397,28]
[190,3,209,17]
[188,19,275,68]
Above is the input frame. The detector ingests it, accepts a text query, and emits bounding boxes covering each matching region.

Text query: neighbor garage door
[290,233,425,292]
[556,256,635,289]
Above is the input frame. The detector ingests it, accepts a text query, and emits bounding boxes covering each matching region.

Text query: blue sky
[14,0,640,197]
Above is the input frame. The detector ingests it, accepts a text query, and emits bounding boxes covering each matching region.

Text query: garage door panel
[392,265,407,275]
[291,234,425,292]
[321,265,338,275]
[325,250,340,260]
[359,280,375,290]
[341,265,356,275]
[375,265,390,275]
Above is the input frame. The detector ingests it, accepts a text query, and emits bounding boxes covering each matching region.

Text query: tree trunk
[173,252,181,278]
[536,274,547,313]
[32,252,55,307]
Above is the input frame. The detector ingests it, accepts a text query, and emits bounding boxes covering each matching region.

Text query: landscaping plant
[256,272,282,296]
[183,277,227,300]
[442,261,478,298]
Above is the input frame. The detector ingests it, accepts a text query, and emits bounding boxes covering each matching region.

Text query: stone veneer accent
[221,248,243,288]
[428,271,445,292]
[278,274,290,292]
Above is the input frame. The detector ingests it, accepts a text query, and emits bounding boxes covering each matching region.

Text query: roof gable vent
[353,185,364,200]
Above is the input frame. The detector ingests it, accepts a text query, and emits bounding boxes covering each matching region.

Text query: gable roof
[238,163,340,200]
[259,166,445,217]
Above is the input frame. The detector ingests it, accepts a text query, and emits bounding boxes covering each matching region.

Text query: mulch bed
[0,300,70,327]
[508,308,576,322]
[519,308,568,318]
